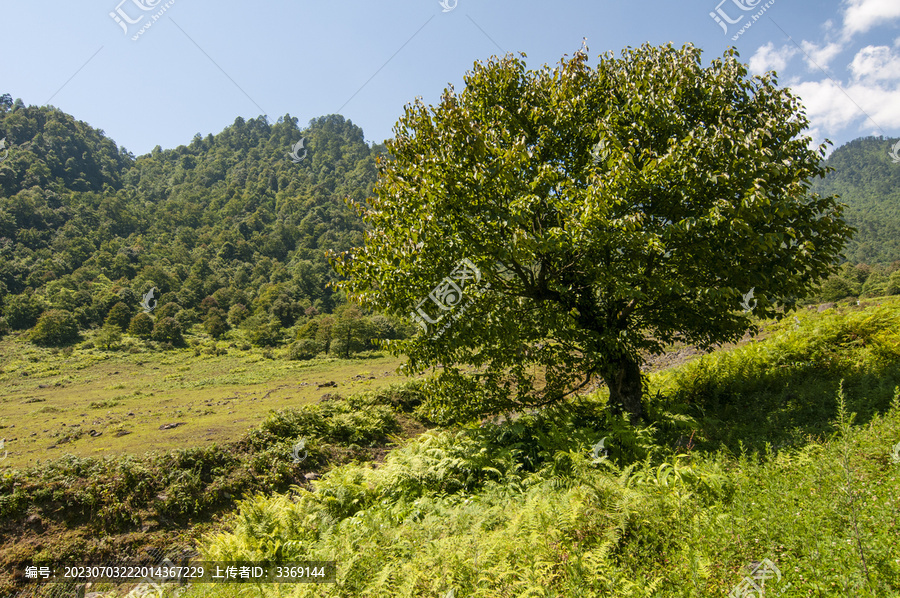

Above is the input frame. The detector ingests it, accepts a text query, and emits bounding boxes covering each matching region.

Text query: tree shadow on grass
[648,306,900,457]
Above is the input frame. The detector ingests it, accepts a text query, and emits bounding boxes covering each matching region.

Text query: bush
[155,302,182,321]
[176,308,199,328]
[820,276,856,302]
[105,302,134,331]
[288,338,319,361]
[244,316,282,347]
[3,293,45,330]
[255,401,399,446]
[95,324,122,350]
[29,309,79,346]
[0,317,9,338]
[199,296,219,315]
[152,316,185,347]
[886,270,900,296]
[127,312,154,338]
[228,303,249,326]
[204,314,230,339]
[116,287,138,305]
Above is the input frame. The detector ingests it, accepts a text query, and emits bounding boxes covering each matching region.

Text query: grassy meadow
[0,336,406,470]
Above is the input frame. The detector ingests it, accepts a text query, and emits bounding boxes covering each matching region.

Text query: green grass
[161,300,900,598]
[0,380,431,597]
[0,334,407,470]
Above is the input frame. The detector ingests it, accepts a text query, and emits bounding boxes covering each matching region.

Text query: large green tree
[332,43,852,422]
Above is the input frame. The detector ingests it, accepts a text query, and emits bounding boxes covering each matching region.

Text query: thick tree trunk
[600,353,644,422]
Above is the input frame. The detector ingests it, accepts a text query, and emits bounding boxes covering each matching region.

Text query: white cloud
[799,41,844,71]
[748,42,798,75]
[792,78,900,137]
[760,2,900,146]
[842,0,900,38]
[849,44,900,82]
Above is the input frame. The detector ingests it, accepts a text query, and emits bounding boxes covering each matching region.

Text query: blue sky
[2,0,899,156]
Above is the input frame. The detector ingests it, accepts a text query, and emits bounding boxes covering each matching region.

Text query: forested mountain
[0,94,401,352]
[815,135,900,265]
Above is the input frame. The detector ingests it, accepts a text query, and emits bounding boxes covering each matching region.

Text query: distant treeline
[0,93,414,352]
[814,135,900,265]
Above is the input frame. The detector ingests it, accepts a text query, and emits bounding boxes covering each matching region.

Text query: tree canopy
[333,43,853,422]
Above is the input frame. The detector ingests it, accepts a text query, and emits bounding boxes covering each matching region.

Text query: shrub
[29,309,79,346]
[155,302,182,321]
[820,276,856,302]
[288,339,319,361]
[152,316,185,347]
[244,316,282,347]
[95,324,122,350]
[104,302,134,331]
[199,296,219,315]
[228,303,249,326]
[255,401,399,446]
[3,293,45,330]
[116,287,138,305]
[127,312,154,338]
[176,308,199,328]
[204,313,230,339]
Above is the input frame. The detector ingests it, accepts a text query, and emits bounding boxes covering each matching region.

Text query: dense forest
[1,94,899,353]
[814,136,900,265]
[809,136,900,301]
[0,94,411,355]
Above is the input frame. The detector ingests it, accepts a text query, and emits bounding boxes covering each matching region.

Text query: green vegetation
[0,378,429,596]
[813,136,900,265]
[180,301,900,597]
[0,98,411,359]
[127,311,154,338]
[809,261,900,304]
[5,43,900,598]
[28,308,79,346]
[0,332,409,471]
[2,289,899,597]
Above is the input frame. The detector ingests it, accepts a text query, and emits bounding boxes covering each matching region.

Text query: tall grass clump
[650,302,900,453]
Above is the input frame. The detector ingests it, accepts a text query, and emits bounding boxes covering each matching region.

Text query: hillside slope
[815,136,900,265]
[0,100,385,352]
